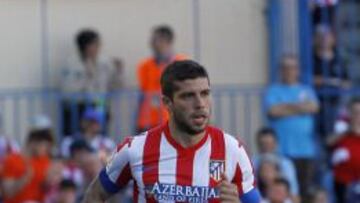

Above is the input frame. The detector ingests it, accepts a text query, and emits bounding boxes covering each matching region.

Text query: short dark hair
[69,139,94,158]
[59,179,77,191]
[160,60,209,98]
[76,29,99,57]
[347,96,360,110]
[256,127,276,140]
[153,25,174,42]
[26,129,54,145]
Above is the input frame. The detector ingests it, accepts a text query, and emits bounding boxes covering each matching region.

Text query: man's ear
[162,95,172,109]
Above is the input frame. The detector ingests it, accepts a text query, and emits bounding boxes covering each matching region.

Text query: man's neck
[316,48,334,59]
[168,120,206,148]
[83,132,97,141]
[155,52,173,64]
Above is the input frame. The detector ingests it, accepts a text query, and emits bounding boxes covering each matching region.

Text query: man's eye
[201,91,210,97]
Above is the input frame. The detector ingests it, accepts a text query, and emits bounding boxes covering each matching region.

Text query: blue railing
[0,86,264,153]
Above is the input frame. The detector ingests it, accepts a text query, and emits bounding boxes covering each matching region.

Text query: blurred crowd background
[0,0,359,203]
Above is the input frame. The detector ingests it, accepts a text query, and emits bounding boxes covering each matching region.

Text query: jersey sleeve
[231,144,261,201]
[99,137,133,194]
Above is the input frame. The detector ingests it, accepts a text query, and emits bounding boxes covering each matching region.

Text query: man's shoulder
[137,57,155,69]
[121,125,165,151]
[174,54,188,61]
[207,125,245,149]
[265,84,285,96]
[297,84,315,91]
[3,153,24,167]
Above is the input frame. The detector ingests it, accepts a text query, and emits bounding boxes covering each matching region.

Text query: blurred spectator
[313,25,350,139]
[310,0,339,27]
[310,187,329,203]
[331,97,360,203]
[257,154,282,198]
[46,179,77,203]
[1,129,54,203]
[60,108,115,161]
[65,140,104,202]
[62,139,93,192]
[253,127,299,202]
[57,179,77,203]
[59,28,124,135]
[261,178,293,203]
[44,157,66,203]
[264,54,319,201]
[136,25,187,132]
[79,153,102,189]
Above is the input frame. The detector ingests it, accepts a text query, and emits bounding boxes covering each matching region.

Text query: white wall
[0,0,268,89]
[0,1,42,89]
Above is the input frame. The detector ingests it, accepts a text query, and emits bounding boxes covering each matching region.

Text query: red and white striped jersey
[99,122,256,202]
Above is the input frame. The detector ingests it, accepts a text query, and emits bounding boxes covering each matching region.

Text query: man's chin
[188,124,208,135]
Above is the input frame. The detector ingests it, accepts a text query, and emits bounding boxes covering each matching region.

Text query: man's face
[350,103,360,127]
[281,57,299,84]
[313,190,329,203]
[164,78,211,135]
[151,34,172,57]
[82,120,101,135]
[58,189,77,203]
[316,31,335,50]
[267,183,289,203]
[85,40,101,59]
[80,154,102,180]
[72,149,92,165]
[258,134,277,153]
[29,140,51,157]
[259,162,279,183]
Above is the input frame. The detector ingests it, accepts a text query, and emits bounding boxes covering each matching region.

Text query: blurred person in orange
[136,25,187,132]
[1,129,54,203]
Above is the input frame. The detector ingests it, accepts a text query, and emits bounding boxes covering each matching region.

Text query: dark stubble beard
[172,108,208,135]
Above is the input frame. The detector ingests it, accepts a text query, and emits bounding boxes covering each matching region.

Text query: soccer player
[83,60,261,203]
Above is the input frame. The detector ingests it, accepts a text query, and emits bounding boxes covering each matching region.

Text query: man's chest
[276,88,310,103]
[130,150,231,202]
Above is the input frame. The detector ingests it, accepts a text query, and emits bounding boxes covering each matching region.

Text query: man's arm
[83,136,133,202]
[82,175,112,203]
[217,174,261,203]
[2,175,32,198]
[1,158,33,198]
[297,101,319,114]
[229,141,262,203]
[268,101,318,118]
[268,103,303,117]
